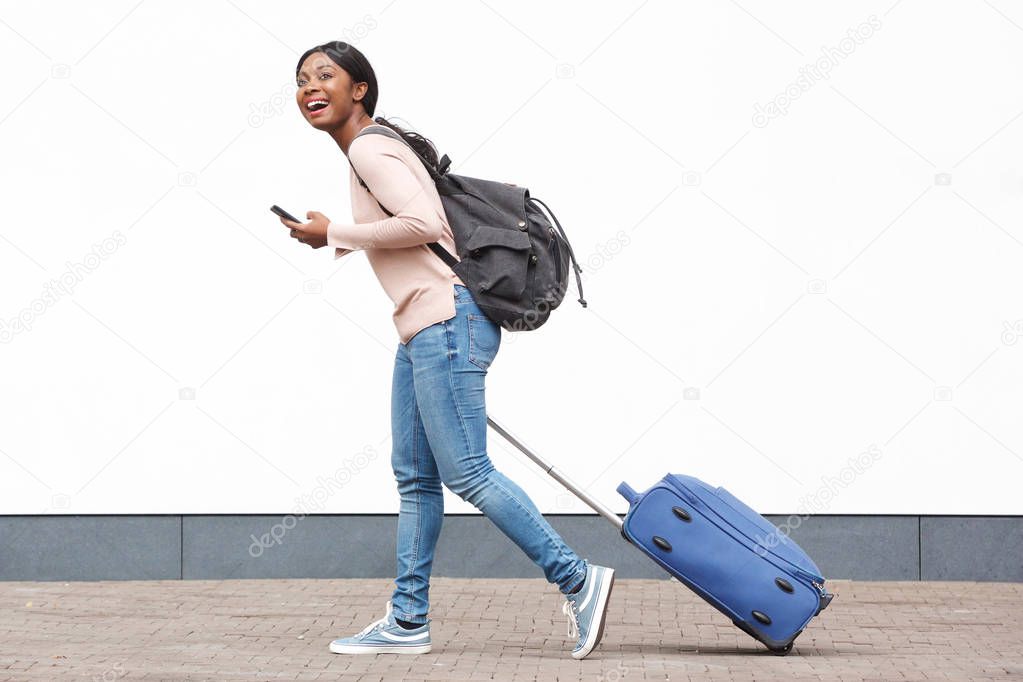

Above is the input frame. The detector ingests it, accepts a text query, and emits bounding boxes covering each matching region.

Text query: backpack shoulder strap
[344,126,458,268]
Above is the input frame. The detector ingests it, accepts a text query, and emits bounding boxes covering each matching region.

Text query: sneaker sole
[328,642,432,655]
[572,568,615,660]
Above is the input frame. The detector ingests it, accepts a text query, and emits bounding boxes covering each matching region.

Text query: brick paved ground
[1,577,1021,681]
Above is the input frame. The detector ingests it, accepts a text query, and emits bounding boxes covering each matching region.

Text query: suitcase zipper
[665,479,824,583]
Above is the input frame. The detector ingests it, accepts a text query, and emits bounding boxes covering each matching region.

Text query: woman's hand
[280,210,330,249]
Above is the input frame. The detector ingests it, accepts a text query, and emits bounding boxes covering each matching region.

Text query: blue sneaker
[328,600,432,655]
[562,563,615,659]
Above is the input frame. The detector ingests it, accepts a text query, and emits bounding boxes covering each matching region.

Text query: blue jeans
[388,283,588,623]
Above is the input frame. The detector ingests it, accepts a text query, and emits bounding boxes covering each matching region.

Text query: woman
[280,40,615,660]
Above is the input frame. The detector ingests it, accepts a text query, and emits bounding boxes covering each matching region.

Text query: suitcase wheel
[774,577,794,593]
[770,641,794,656]
[651,535,672,551]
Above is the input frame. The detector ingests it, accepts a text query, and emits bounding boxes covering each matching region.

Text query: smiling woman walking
[277,40,615,660]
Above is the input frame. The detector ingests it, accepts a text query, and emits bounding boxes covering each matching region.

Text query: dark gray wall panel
[765,515,920,580]
[921,517,1023,581]
[0,515,180,581]
[0,514,1018,582]
[181,515,396,580]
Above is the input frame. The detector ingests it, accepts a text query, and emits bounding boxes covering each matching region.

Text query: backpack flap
[459,224,533,300]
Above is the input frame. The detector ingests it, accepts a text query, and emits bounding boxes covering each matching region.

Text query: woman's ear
[352,81,368,103]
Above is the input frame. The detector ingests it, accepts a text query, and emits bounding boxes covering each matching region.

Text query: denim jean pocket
[467,313,501,370]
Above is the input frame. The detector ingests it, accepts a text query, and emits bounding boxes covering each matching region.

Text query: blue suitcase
[485,416,833,655]
[616,474,834,654]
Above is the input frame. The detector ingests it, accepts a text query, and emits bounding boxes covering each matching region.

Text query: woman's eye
[295,72,330,86]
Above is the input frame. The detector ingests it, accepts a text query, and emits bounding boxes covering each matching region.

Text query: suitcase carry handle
[616,481,639,504]
[619,480,702,508]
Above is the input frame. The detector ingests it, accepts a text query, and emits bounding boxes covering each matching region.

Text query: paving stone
[0,578,1019,680]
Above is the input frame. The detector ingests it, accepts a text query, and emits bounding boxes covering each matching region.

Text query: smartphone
[270,205,301,223]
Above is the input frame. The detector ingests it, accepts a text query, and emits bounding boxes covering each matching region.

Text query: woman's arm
[326,135,445,251]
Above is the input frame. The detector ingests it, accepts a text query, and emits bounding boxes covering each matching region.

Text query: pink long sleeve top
[326,124,465,345]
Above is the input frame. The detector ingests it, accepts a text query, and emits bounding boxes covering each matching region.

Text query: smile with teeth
[307,98,329,112]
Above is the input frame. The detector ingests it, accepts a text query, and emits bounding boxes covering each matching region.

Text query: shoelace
[355,604,393,639]
[562,598,579,639]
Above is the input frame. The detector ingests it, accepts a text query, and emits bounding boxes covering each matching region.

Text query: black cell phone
[270,204,301,223]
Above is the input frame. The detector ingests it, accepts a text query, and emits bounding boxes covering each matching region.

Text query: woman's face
[295,52,363,129]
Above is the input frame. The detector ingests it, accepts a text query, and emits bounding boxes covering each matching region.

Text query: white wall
[1,1,1021,516]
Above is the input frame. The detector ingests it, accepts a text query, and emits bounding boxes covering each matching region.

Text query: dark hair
[296,41,440,169]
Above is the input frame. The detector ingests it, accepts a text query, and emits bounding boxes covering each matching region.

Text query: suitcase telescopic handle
[486,415,625,531]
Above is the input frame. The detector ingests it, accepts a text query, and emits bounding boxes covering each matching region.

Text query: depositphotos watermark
[752,15,882,128]
[90,662,126,682]
[599,661,629,682]
[248,445,379,557]
[0,231,127,344]
[1001,319,1023,345]
[497,279,574,340]
[755,443,883,552]
[580,229,632,275]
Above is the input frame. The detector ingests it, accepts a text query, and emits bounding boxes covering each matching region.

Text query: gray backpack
[346,125,586,332]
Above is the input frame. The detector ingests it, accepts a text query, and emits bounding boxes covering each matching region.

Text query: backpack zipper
[549,227,563,282]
